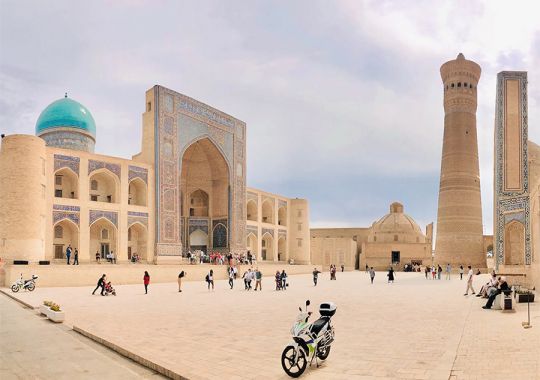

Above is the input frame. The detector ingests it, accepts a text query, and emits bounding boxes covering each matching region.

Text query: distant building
[311,202,433,271]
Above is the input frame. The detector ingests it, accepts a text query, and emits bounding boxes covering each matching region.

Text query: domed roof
[369,202,425,243]
[35,95,96,137]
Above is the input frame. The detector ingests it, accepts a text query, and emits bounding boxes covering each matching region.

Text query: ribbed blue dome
[35,96,96,137]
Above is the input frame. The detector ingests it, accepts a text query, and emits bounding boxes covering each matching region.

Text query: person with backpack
[281,269,288,290]
[254,268,262,291]
[143,271,150,294]
[178,270,185,292]
[313,268,321,286]
[369,267,376,284]
[206,269,214,290]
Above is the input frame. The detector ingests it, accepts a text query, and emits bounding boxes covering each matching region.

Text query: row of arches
[52,218,148,262]
[246,200,287,226]
[54,167,147,206]
[246,233,287,262]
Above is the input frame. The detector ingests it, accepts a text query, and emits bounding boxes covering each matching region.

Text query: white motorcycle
[281,300,336,378]
[11,274,38,293]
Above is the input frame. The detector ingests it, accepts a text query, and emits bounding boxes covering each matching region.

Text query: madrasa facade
[0,86,311,265]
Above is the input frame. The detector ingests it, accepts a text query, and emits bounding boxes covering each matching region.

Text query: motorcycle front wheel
[11,285,19,293]
[317,345,331,360]
[27,283,35,291]
[281,345,307,378]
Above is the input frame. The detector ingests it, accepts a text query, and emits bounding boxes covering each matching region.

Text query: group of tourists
[274,270,288,290]
[94,251,116,264]
[186,250,256,266]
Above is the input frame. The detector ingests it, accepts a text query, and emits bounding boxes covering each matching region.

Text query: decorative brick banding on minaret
[435,54,486,268]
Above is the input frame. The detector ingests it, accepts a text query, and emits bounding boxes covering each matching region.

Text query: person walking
[66,245,72,265]
[365,264,369,273]
[431,265,436,280]
[281,270,287,290]
[242,270,249,290]
[178,270,185,292]
[254,268,262,291]
[387,267,395,283]
[228,267,235,290]
[275,271,281,291]
[459,265,464,280]
[341,264,344,272]
[313,268,321,286]
[464,266,475,295]
[95,251,101,263]
[73,248,79,265]
[369,267,375,284]
[206,269,214,290]
[424,266,429,279]
[437,265,442,280]
[445,263,451,280]
[143,271,150,294]
[92,274,106,296]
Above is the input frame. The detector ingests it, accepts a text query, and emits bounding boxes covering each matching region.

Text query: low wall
[1,263,323,287]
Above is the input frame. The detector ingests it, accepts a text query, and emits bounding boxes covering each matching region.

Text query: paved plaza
[3,271,540,380]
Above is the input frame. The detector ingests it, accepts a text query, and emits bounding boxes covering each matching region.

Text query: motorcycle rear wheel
[317,345,331,360]
[281,345,307,378]
[27,283,35,291]
[11,285,19,293]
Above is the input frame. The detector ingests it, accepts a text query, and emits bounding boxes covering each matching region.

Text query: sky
[1,0,539,235]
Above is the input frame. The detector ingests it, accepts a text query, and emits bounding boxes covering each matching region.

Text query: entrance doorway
[101,243,110,259]
[391,251,400,265]
[54,244,64,259]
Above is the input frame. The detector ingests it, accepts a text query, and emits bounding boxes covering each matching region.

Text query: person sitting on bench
[483,277,510,309]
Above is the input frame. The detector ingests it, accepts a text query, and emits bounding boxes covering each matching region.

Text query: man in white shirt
[464,266,476,295]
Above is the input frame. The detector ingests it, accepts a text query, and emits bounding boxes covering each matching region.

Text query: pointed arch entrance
[90,218,118,261]
[128,222,148,262]
[262,233,274,261]
[246,233,258,260]
[181,138,230,251]
[53,219,79,260]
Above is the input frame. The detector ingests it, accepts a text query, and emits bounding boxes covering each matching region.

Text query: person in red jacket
[143,271,150,294]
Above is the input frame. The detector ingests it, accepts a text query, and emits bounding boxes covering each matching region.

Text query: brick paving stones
[5,271,539,379]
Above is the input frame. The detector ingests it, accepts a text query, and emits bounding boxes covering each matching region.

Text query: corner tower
[435,53,485,268]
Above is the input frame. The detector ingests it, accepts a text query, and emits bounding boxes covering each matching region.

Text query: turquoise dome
[35,96,96,137]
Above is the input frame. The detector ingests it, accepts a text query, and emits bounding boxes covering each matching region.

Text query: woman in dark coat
[143,271,150,294]
[387,267,395,283]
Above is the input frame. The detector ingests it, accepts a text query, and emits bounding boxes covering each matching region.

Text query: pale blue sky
[1,0,539,234]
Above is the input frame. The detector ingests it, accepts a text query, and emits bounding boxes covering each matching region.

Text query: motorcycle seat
[310,317,329,336]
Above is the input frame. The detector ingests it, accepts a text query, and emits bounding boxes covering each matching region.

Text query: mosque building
[310,202,434,271]
[0,86,311,267]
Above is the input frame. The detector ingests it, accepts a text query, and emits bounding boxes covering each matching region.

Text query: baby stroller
[104,282,116,296]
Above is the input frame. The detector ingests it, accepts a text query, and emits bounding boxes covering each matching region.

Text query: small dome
[368,202,425,243]
[35,96,96,137]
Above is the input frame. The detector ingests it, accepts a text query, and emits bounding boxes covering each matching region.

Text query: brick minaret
[435,53,485,268]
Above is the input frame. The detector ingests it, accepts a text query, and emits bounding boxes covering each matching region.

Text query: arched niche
[504,220,525,265]
[89,169,119,203]
[128,222,148,262]
[261,233,273,261]
[54,168,78,199]
[189,189,209,217]
[53,219,79,260]
[278,236,287,261]
[247,200,258,221]
[262,200,274,224]
[90,217,118,260]
[129,178,147,206]
[278,206,287,226]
